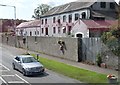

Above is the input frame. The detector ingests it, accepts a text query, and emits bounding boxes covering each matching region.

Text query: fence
[80,38,102,63]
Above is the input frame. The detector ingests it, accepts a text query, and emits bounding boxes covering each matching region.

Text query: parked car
[12,55,45,76]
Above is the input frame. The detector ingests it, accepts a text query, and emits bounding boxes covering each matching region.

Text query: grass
[32,54,107,83]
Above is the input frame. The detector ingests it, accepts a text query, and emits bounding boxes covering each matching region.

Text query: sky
[0,0,119,20]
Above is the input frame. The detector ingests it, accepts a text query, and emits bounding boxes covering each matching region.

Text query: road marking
[0,70,8,72]
[15,74,30,84]
[8,81,25,83]
[2,75,15,77]
[0,63,10,71]
[0,77,8,85]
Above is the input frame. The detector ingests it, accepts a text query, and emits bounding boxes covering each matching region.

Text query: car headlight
[24,68,31,71]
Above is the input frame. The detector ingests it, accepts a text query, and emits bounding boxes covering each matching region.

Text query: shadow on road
[27,72,49,78]
[15,69,49,78]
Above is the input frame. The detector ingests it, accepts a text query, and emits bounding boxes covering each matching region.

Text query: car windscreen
[22,57,38,63]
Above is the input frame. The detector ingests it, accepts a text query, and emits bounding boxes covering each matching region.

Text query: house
[16,0,118,38]
[16,20,40,36]
[0,19,27,33]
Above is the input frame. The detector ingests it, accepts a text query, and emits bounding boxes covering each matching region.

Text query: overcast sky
[0,0,119,20]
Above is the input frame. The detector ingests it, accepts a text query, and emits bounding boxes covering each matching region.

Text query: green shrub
[101,30,120,57]
[96,54,102,67]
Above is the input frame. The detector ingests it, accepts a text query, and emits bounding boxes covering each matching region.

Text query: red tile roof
[16,20,40,29]
[82,20,117,29]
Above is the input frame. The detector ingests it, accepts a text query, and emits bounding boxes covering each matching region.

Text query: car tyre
[12,63,16,70]
[22,68,26,76]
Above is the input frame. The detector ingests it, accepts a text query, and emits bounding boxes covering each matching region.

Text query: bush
[101,30,120,57]
[96,54,102,67]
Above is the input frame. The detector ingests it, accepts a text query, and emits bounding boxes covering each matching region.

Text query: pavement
[2,44,119,77]
[26,49,118,77]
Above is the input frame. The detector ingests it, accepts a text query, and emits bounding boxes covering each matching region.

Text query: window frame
[15,57,20,61]
[63,26,66,33]
[41,19,44,24]
[81,12,86,19]
[53,17,56,23]
[42,28,44,34]
[45,19,47,24]
[75,13,79,21]
[110,3,115,9]
[68,14,72,23]
[53,27,56,34]
[30,31,32,36]
[100,2,106,8]
[63,15,66,22]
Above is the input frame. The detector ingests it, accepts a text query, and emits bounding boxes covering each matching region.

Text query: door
[68,26,71,35]
[14,57,22,71]
[45,27,48,35]
[78,38,83,62]
[76,34,82,38]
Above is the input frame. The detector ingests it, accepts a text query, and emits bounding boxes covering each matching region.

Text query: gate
[78,38,82,62]
[78,37,102,63]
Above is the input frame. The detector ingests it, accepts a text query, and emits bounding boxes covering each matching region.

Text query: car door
[14,57,22,71]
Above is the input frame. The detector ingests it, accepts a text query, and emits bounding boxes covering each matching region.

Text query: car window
[15,57,20,61]
[22,57,37,63]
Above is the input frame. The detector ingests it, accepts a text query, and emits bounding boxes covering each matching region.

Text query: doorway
[45,27,48,35]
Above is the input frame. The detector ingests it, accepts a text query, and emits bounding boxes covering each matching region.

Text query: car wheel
[22,68,26,76]
[12,63,16,70]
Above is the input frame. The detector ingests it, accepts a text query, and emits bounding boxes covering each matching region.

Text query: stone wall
[2,35,118,69]
[2,35,79,61]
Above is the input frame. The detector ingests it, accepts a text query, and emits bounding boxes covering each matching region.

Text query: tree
[32,4,51,19]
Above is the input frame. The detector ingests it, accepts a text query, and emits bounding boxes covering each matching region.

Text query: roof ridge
[42,1,95,17]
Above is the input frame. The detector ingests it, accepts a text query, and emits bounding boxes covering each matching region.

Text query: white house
[16,0,118,38]
[16,20,41,36]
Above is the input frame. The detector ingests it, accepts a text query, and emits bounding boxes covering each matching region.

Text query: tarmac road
[0,45,80,84]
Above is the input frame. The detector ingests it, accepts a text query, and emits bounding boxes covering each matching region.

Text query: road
[0,44,80,84]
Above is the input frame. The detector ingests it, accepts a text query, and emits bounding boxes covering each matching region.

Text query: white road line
[8,81,25,83]
[0,70,8,71]
[2,75,15,77]
[0,63,10,71]
[0,77,8,84]
[15,74,30,84]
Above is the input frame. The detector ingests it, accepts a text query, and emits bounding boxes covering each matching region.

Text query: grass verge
[32,54,107,83]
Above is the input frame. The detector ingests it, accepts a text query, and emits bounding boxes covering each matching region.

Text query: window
[81,12,86,19]
[68,14,72,23]
[53,27,56,34]
[41,19,44,24]
[63,27,66,33]
[37,31,39,35]
[35,31,36,35]
[100,2,106,8]
[110,3,115,9]
[68,26,71,35]
[45,19,47,24]
[75,13,79,21]
[63,15,66,22]
[30,31,32,36]
[42,28,44,34]
[58,27,60,34]
[58,19,61,24]
[20,30,23,36]
[15,57,20,61]
[45,27,48,35]
[53,17,56,23]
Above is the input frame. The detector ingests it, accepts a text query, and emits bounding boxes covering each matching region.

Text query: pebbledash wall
[2,35,118,69]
